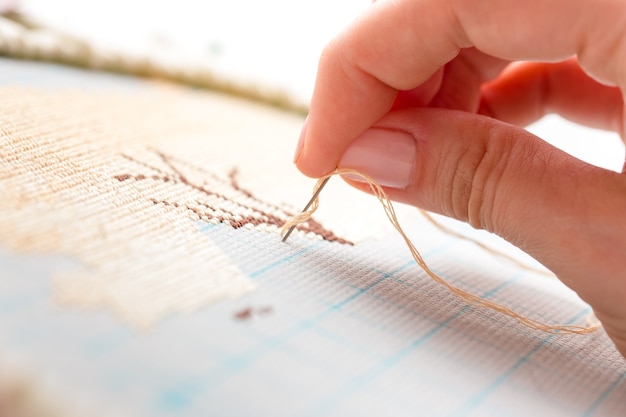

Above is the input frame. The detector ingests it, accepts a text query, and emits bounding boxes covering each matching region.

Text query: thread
[418,210,554,277]
[281,169,601,335]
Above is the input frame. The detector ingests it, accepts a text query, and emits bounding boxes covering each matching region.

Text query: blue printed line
[303,272,524,417]
[581,371,626,417]
[451,344,545,417]
[190,240,455,402]
[220,260,400,370]
[197,221,322,280]
[327,259,419,311]
[303,306,471,417]
[451,308,592,417]
[249,241,323,279]
[180,231,516,413]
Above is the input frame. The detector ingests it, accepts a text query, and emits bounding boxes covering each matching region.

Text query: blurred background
[3,0,370,109]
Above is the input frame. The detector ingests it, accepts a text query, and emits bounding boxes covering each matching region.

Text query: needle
[281,177,331,242]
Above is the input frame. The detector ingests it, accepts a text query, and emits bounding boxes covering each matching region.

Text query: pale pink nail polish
[339,128,416,189]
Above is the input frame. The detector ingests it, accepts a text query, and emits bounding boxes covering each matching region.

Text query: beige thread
[418,210,554,277]
[281,169,601,335]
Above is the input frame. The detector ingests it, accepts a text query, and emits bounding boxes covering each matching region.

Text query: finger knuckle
[447,124,533,234]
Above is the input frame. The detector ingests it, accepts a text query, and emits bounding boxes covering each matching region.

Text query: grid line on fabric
[1,65,624,417]
[196,222,625,417]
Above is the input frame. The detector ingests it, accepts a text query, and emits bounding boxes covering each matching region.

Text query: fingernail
[293,117,308,163]
[339,128,416,189]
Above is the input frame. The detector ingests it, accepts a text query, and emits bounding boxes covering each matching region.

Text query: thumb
[337,108,626,354]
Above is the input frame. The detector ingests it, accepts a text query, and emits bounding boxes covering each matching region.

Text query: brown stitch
[191,198,309,234]
[157,151,223,180]
[153,199,211,222]
[233,306,274,321]
[155,149,190,184]
[116,150,353,245]
[151,150,295,219]
[234,307,253,321]
[189,171,304,229]
[114,173,174,183]
[141,152,238,204]
[120,153,171,177]
[192,193,288,225]
[228,168,253,199]
[162,163,293,225]
[192,199,283,228]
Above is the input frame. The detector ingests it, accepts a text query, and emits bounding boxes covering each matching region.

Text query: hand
[295,0,626,357]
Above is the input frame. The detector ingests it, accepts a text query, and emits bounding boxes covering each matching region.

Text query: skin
[295,0,626,357]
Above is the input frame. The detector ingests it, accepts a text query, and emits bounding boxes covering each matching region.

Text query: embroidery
[0,86,353,327]
[113,150,352,244]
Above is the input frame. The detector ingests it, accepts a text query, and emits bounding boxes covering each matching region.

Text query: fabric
[0,59,625,417]
[0,84,366,326]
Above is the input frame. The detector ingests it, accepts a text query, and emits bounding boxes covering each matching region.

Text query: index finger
[296,0,626,177]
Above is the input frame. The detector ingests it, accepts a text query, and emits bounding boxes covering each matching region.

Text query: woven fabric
[0,85,354,326]
[0,83,407,326]
[0,72,625,417]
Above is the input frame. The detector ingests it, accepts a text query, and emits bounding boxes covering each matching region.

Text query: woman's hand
[295,0,626,357]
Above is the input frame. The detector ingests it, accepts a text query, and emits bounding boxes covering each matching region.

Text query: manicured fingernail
[339,128,416,189]
[293,117,308,163]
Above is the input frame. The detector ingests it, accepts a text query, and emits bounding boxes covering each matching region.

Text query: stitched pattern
[0,86,346,327]
[114,150,351,244]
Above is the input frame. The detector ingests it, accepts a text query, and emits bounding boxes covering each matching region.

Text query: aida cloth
[0,58,625,417]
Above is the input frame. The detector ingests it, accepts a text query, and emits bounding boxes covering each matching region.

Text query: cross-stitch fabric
[0,58,625,417]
